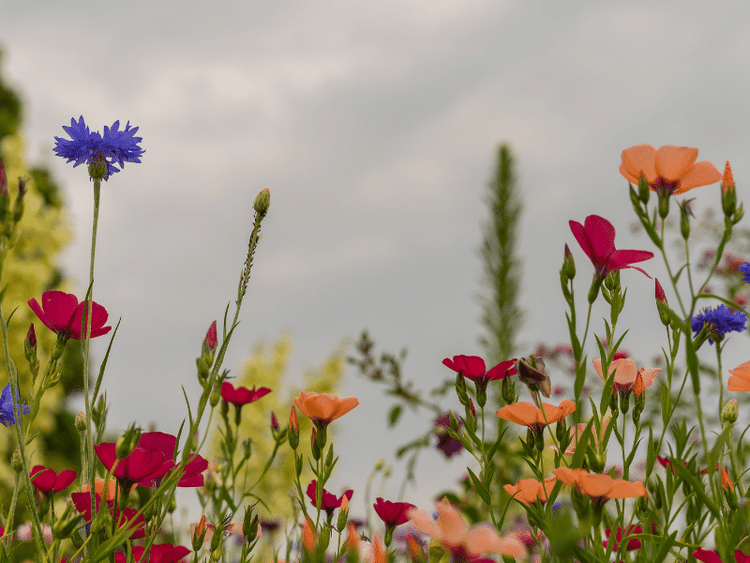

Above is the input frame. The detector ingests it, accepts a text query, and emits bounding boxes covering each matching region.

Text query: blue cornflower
[0,383,29,427]
[53,116,144,180]
[691,304,747,344]
[739,262,750,283]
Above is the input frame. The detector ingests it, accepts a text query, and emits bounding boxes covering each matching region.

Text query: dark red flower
[204,321,217,351]
[373,497,414,531]
[221,382,272,408]
[134,432,209,488]
[306,480,353,518]
[569,215,654,279]
[114,542,190,562]
[71,492,146,539]
[604,525,642,551]
[28,291,111,340]
[30,465,76,495]
[442,356,516,384]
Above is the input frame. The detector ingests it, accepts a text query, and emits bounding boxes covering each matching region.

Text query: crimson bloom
[135,432,209,488]
[604,525,643,552]
[95,443,167,491]
[693,548,750,563]
[569,215,654,280]
[221,382,272,408]
[114,543,190,562]
[28,290,111,340]
[374,497,415,531]
[30,465,76,496]
[71,492,146,539]
[442,356,516,385]
[306,480,353,519]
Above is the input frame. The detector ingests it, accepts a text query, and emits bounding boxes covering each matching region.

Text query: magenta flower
[442,356,516,384]
[28,290,111,340]
[114,543,190,563]
[30,465,76,496]
[569,215,654,279]
[693,548,750,563]
[135,432,209,488]
[306,480,353,519]
[95,442,167,491]
[221,382,272,408]
[603,524,642,552]
[374,498,415,531]
[71,491,146,539]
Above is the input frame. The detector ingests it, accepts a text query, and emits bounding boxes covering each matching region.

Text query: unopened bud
[722,399,739,425]
[116,424,142,459]
[637,174,650,204]
[75,411,87,432]
[722,161,737,217]
[11,178,25,224]
[11,449,22,473]
[254,188,270,216]
[271,412,279,432]
[563,244,576,281]
[288,406,300,450]
[336,495,349,532]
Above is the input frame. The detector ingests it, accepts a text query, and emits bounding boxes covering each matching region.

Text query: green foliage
[207,334,346,520]
[478,143,524,365]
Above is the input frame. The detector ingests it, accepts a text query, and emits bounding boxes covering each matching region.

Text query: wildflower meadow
[0,82,748,563]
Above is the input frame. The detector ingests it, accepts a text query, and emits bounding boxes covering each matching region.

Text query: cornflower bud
[11,449,22,473]
[254,188,270,216]
[722,399,739,426]
[722,161,737,218]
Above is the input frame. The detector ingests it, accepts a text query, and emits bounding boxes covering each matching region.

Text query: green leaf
[388,404,402,427]
[467,467,491,506]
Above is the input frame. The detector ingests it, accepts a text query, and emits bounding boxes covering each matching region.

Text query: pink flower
[114,543,191,563]
[603,525,642,551]
[221,382,272,408]
[373,497,415,531]
[28,290,111,340]
[442,356,516,385]
[569,215,653,279]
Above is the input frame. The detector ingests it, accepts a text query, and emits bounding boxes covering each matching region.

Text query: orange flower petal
[608,480,647,499]
[654,146,698,181]
[620,144,657,184]
[728,360,750,392]
[677,160,722,192]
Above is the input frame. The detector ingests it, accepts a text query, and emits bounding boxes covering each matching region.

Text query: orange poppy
[294,391,359,427]
[552,467,646,506]
[503,477,557,505]
[496,400,576,432]
[728,361,750,392]
[408,501,524,559]
[593,358,659,395]
[620,144,721,196]
[80,478,118,502]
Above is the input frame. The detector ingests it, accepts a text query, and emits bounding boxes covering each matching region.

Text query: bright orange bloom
[80,478,118,502]
[294,391,359,428]
[407,501,524,559]
[301,517,315,551]
[552,467,646,506]
[503,477,557,505]
[721,467,734,491]
[593,358,660,395]
[620,144,721,196]
[496,400,576,432]
[728,361,750,391]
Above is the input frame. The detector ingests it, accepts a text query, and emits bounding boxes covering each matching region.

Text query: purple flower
[739,262,750,283]
[53,116,144,180]
[0,383,29,427]
[691,305,746,344]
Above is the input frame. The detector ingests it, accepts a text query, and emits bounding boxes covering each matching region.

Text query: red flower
[114,543,190,562]
[604,525,642,552]
[204,321,217,351]
[135,432,209,488]
[30,465,76,495]
[442,356,516,384]
[373,498,415,531]
[71,492,146,539]
[692,548,750,563]
[306,480,353,518]
[569,215,653,279]
[28,291,111,340]
[221,382,272,408]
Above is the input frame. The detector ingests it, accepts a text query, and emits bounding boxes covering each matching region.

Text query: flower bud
[116,424,142,459]
[637,174,650,204]
[722,161,737,218]
[75,411,87,432]
[336,495,349,533]
[288,406,300,450]
[722,399,739,425]
[658,191,670,219]
[88,154,109,180]
[11,178,25,225]
[254,188,270,216]
[679,198,694,240]
[11,449,22,473]
[192,515,208,551]
[563,243,576,281]
[271,412,279,432]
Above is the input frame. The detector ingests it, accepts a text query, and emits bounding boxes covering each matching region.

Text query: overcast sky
[3,1,750,519]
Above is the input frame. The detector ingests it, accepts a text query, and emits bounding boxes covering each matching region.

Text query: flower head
[604,525,642,552]
[442,355,516,385]
[28,290,111,341]
[434,413,463,458]
[569,215,653,279]
[30,465,76,495]
[0,383,29,427]
[294,391,358,429]
[496,400,576,432]
[373,498,415,531]
[592,358,660,395]
[739,262,750,283]
[728,360,750,392]
[691,304,746,344]
[407,501,524,559]
[620,144,721,196]
[306,480,353,519]
[114,543,190,563]
[54,116,144,181]
[552,467,646,506]
[221,382,271,408]
[503,477,557,505]
[693,548,750,563]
